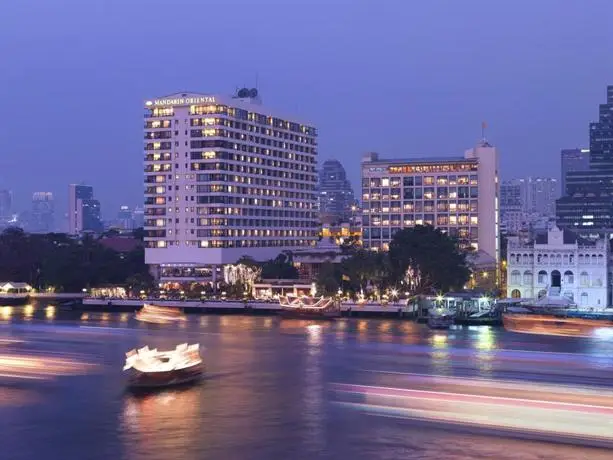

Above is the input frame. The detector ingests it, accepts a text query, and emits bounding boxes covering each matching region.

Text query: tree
[341,249,390,297]
[261,253,298,279]
[388,225,470,294]
[315,262,341,296]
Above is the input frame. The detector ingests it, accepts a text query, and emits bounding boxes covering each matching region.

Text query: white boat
[134,304,187,324]
[279,295,341,319]
[123,343,203,389]
[427,308,454,329]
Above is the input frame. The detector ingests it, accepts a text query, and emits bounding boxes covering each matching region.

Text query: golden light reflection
[358,320,368,332]
[199,317,208,326]
[476,327,496,351]
[81,313,89,321]
[431,334,448,348]
[101,313,110,322]
[120,313,129,322]
[378,321,391,333]
[1,306,12,320]
[263,317,273,329]
[24,304,34,319]
[45,305,55,319]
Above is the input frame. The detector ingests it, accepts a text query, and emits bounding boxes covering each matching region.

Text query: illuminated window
[156,241,167,248]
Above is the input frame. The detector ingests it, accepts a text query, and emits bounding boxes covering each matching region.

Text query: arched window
[511,289,521,299]
[537,270,547,284]
[563,255,569,265]
[564,270,574,284]
[543,254,549,264]
[537,254,542,263]
[598,254,604,264]
[516,253,521,263]
[580,272,589,286]
[523,270,533,285]
[523,254,529,264]
[580,292,588,306]
[511,270,521,285]
[569,254,574,264]
[592,254,597,264]
[556,254,562,264]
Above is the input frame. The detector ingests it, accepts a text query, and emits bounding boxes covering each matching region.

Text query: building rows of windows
[144,218,316,228]
[144,238,313,249]
[144,185,313,201]
[508,252,606,265]
[363,174,478,188]
[364,187,479,201]
[509,269,603,287]
[147,104,317,137]
[364,215,478,226]
[144,206,314,218]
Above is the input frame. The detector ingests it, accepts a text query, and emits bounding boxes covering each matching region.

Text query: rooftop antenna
[481,121,487,141]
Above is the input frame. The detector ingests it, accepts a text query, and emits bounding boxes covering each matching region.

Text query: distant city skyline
[1,1,612,216]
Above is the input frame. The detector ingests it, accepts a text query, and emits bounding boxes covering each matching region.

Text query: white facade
[361,140,499,263]
[506,227,608,307]
[143,91,318,280]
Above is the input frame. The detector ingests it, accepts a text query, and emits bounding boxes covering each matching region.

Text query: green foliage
[388,225,470,294]
[341,249,390,296]
[0,228,152,292]
[261,252,298,279]
[315,262,341,296]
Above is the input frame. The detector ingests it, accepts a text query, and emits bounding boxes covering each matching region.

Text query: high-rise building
[500,180,523,234]
[557,86,613,230]
[561,148,590,195]
[30,192,55,233]
[360,139,499,263]
[116,205,135,230]
[318,159,355,224]
[524,177,559,216]
[143,90,318,283]
[68,184,102,234]
[0,190,12,220]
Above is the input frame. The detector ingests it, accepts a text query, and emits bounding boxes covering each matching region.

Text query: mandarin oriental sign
[146,96,216,107]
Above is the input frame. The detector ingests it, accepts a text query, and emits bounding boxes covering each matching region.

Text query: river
[1,306,612,460]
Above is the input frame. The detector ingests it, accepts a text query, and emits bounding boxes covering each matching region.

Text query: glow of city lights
[45,305,55,319]
[1,306,12,320]
[23,304,34,318]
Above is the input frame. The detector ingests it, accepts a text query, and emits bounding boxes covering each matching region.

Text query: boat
[519,295,576,315]
[427,308,454,329]
[123,343,203,389]
[0,282,32,305]
[134,304,187,324]
[502,313,613,338]
[278,295,341,319]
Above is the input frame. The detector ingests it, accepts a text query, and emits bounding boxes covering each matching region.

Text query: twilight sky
[1,0,612,223]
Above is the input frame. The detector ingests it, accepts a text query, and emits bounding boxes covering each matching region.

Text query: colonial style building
[506,227,609,307]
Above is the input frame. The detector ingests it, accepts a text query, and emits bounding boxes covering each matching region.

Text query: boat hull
[126,363,204,389]
[0,295,30,306]
[279,308,341,319]
[503,314,613,338]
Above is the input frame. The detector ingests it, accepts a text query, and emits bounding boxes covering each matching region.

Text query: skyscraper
[318,159,355,224]
[0,190,12,220]
[500,180,523,234]
[557,86,613,230]
[68,184,102,234]
[361,139,499,263]
[30,192,55,233]
[561,148,590,195]
[143,90,318,284]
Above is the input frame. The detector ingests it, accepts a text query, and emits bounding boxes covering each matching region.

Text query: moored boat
[278,295,341,319]
[427,308,454,329]
[123,343,203,389]
[0,282,32,306]
[134,304,187,324]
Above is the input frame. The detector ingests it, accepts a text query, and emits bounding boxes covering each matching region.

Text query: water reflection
[303,323,324,453]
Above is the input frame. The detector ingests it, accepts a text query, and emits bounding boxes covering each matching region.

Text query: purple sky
[1,0,613,222]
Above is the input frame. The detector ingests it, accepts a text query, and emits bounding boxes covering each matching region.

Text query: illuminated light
[23,304,34,318]
[145,100,153,106]
[45,305,55,319]
[101,313,110,322]
[81,313,89,321]
[120,313,129,322]
[1,306,12,320]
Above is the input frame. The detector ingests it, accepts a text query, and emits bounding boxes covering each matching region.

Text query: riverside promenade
[81,297,417,318]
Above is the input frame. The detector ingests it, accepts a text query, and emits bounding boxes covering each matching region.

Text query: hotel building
[360,140,499,263]
[143,90,318,283]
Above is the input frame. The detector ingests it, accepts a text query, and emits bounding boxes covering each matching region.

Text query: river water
[1,307,613,460]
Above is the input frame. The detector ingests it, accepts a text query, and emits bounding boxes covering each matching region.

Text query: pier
[81,298,418,318]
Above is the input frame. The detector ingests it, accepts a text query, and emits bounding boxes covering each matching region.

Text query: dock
[81,298,418,318]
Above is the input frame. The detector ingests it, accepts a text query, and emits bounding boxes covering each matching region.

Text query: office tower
[361,139,499,263]
[318,159,355,224]
[561,148,590,195]
[525,177,559,216]
[143,90,318,283]
[30,192,55,233]
[117,205,135,230]
[557,86,613,230]
[0,190,12,219]
[500,180,523,234]
[68,184,102,234]
[132,206,144,229]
